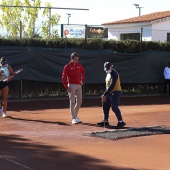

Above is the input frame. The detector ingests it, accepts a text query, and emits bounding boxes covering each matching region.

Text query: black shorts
[0,81,9,90]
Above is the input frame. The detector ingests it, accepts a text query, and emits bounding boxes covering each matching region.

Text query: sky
[40,0,170,25]
[0,0,169,25]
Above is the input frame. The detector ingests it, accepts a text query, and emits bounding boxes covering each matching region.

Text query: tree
[0,0,61,39]
[42,2,61,39]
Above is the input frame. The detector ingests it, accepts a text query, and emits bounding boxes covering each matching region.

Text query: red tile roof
[102,11,170,25]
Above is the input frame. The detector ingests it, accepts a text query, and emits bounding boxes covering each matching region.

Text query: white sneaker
[72,119,77,124]
[3,112,7,118]
[76,117,82,123]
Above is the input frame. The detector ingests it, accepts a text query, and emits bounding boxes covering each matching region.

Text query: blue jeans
[102,91,123,122]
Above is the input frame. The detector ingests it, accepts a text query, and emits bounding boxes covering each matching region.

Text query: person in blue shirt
[163,62,170,96]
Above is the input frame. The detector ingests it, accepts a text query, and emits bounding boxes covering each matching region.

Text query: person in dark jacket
[62,52,85,124]
[98,62,126,128]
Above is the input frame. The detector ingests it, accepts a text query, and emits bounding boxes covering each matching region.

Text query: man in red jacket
[62,52,85,124]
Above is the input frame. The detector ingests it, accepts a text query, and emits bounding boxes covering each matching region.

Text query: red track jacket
[62,61,85,89]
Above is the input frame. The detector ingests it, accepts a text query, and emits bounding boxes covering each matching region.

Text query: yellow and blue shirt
[104,69,121,96]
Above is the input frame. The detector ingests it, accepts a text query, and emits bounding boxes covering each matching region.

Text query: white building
[102,11,170,42]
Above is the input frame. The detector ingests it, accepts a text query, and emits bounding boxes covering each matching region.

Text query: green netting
[0,47,169,83]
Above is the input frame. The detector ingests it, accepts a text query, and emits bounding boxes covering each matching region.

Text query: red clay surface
[0,96,170,170]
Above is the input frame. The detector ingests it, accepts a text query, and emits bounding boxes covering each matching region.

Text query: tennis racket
[3,69,23,82]
[14,69,23,75]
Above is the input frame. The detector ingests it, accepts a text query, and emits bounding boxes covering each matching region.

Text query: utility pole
[31,0,35,36]
[133,4,144,52]
[133,4,143,16]
[66,13,71,25]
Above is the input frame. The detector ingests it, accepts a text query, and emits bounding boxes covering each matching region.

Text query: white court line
[0,155,34,170]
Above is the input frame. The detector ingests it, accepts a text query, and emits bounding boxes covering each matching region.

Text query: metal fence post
[20,21,22,46]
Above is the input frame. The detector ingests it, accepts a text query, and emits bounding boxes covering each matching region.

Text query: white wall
[142,26,152,41]
[104,19,170,42]
[152,20,170,42]
[105,23,152,41]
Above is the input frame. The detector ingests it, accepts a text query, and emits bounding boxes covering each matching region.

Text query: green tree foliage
[0,0,61,38]
[41,2,60,39]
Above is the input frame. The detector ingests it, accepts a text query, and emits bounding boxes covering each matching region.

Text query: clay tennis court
[0,96,170,170]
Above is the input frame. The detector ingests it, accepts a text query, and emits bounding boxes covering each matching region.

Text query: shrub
[1,37,170,53]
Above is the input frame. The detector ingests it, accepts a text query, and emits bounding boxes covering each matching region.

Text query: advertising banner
[63,25,85,38]
[86,27,108,38]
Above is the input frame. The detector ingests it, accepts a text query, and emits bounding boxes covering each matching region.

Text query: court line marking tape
[0,155,34,170]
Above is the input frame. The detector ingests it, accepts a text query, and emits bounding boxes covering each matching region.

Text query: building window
[120,33,140,41]
[167,33,170,42]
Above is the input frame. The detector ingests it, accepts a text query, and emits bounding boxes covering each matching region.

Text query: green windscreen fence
[0,46,169,83]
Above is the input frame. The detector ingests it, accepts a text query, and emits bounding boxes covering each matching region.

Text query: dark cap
[104,62,112,71]
[0,57,7,66]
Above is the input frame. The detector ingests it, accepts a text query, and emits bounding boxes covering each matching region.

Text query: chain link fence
[8,80,165,99]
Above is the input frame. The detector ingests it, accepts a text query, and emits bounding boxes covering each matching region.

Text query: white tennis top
[0,64,10,78]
